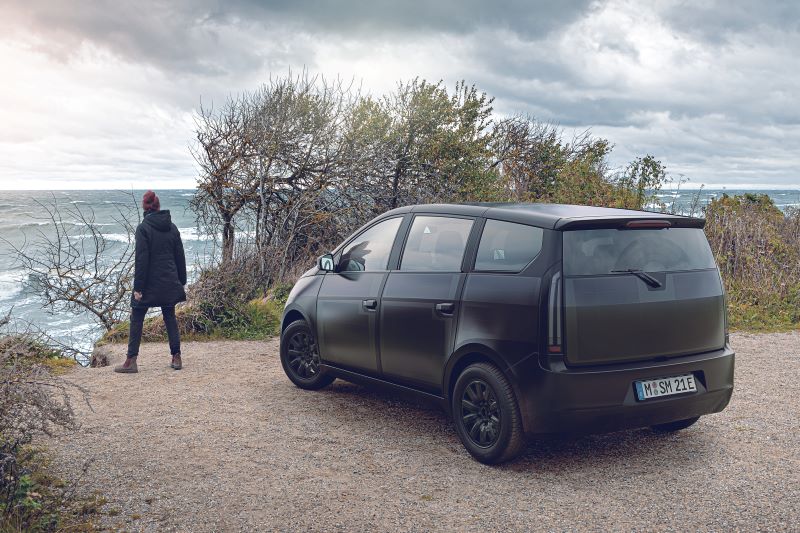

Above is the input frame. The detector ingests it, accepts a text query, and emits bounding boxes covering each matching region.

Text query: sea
[0,189,214,357]
[0,188,798,359]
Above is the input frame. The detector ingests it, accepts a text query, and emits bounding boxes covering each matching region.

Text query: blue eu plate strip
[635,381,645,400]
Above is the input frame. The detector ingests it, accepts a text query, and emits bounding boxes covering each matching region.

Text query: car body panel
[317,271,386,374]
[379,271,466,390]
[564,269,726,365]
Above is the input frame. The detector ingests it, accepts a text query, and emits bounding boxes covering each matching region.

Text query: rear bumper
[517,345,735,435]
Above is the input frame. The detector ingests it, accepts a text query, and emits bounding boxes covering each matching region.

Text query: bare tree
[191,94,260,263]
[3,193,139,332]
[192,72,366,280]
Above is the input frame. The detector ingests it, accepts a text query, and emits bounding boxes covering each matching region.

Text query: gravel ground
[50,332,799,532]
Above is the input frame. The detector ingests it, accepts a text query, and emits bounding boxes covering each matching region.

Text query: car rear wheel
[651,416,700,433]
[452,362,526,464]
[280,320,335,390]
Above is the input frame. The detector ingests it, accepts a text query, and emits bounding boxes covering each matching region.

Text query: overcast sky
[0,0,798,190]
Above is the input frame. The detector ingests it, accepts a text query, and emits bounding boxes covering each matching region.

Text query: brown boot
[114,357,138,374]
[171,354,182,370]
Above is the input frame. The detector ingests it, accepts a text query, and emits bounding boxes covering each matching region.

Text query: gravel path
[51,332,799,531]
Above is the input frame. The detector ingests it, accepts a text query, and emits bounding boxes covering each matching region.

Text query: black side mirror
[318,253,335,272]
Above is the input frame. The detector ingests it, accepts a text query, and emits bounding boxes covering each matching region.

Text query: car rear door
[378,215,476,391]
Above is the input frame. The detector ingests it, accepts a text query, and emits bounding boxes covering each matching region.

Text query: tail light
[548,272,562,354]
[718,270,730,346]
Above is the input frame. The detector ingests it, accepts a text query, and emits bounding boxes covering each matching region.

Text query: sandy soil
[50,332,799,532]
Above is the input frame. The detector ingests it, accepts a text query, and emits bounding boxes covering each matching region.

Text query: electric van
[279,203,735,464]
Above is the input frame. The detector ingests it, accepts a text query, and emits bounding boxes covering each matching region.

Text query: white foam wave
[102,233,134,243]
[17,221,50,228]
[67,221,116,227]
[0,270,25,302]
[179,227,207,241]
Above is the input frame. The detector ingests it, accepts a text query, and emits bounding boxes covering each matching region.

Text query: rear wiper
[610,269,663,288]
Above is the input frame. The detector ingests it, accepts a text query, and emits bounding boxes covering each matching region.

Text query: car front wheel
[452,362,526,464]
[280,320,335,390]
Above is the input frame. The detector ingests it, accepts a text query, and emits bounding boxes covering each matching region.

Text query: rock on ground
[50,333,800,531]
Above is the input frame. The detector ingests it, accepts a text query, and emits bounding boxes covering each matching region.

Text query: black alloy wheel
[461,379,502,448]
[280,320,335,390]
[452,362,526,464]
[286,330,320,379]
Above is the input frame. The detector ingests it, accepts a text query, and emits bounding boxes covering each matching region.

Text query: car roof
[379,202,704,230]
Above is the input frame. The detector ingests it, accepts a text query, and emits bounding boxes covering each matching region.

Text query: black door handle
[435,302,455,316]
[362,299,377,310]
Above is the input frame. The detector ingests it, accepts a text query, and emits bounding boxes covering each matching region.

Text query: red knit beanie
[142,190,160,212]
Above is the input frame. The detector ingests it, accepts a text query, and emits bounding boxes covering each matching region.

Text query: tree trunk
[222,214,235,263]
[390,166,401,209]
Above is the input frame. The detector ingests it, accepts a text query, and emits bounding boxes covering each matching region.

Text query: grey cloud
[216,0,594,38]
[6,0,593,75]
[658,0,800,44]
[2,0,799,187]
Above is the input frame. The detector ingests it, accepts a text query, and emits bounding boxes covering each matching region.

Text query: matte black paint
[317,271,385,374]
[380,271,465,389]
[564,269,726,365]
[281,203,735,436]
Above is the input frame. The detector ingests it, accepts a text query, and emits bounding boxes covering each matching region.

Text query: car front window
[339,217,403,272]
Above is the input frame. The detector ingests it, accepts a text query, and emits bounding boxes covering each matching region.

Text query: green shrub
[704,194,800,331]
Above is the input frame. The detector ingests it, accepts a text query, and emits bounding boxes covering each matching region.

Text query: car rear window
[563,228,716,276]
[475,220,544,272]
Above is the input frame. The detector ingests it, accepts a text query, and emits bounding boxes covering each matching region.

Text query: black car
[279,203,735,464]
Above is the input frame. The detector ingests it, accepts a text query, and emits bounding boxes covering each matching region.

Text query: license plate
[635,374,697,401]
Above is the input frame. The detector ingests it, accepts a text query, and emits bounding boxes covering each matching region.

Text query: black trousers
[127,306,181,357]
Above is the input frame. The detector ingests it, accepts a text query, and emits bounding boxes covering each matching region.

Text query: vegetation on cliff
[0,319,104,531]
[705,194,800,330]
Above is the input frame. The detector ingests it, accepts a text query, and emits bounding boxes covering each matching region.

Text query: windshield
[563,228,716,276]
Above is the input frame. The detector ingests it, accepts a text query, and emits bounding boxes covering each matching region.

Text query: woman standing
[115,190,187,373]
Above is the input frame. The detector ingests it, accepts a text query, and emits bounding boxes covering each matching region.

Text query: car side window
[400,216,473,272]
[474,220,544,272]
[339,217,402,272]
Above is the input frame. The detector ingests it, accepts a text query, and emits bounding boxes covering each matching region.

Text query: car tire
[280,320,335,390]
[651,416,700,433]
[452,362,526,464]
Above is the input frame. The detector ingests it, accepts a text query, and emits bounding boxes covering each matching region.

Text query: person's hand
[133,291,143,302]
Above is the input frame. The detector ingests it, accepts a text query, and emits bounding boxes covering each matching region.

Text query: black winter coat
[132,210,187,308]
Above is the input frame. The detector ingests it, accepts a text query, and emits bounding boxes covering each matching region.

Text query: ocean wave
[16,221,50,228]
[101,233,134,243]
[179,227,206,241]
[67,221,116,227]
[0,270,26,302]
